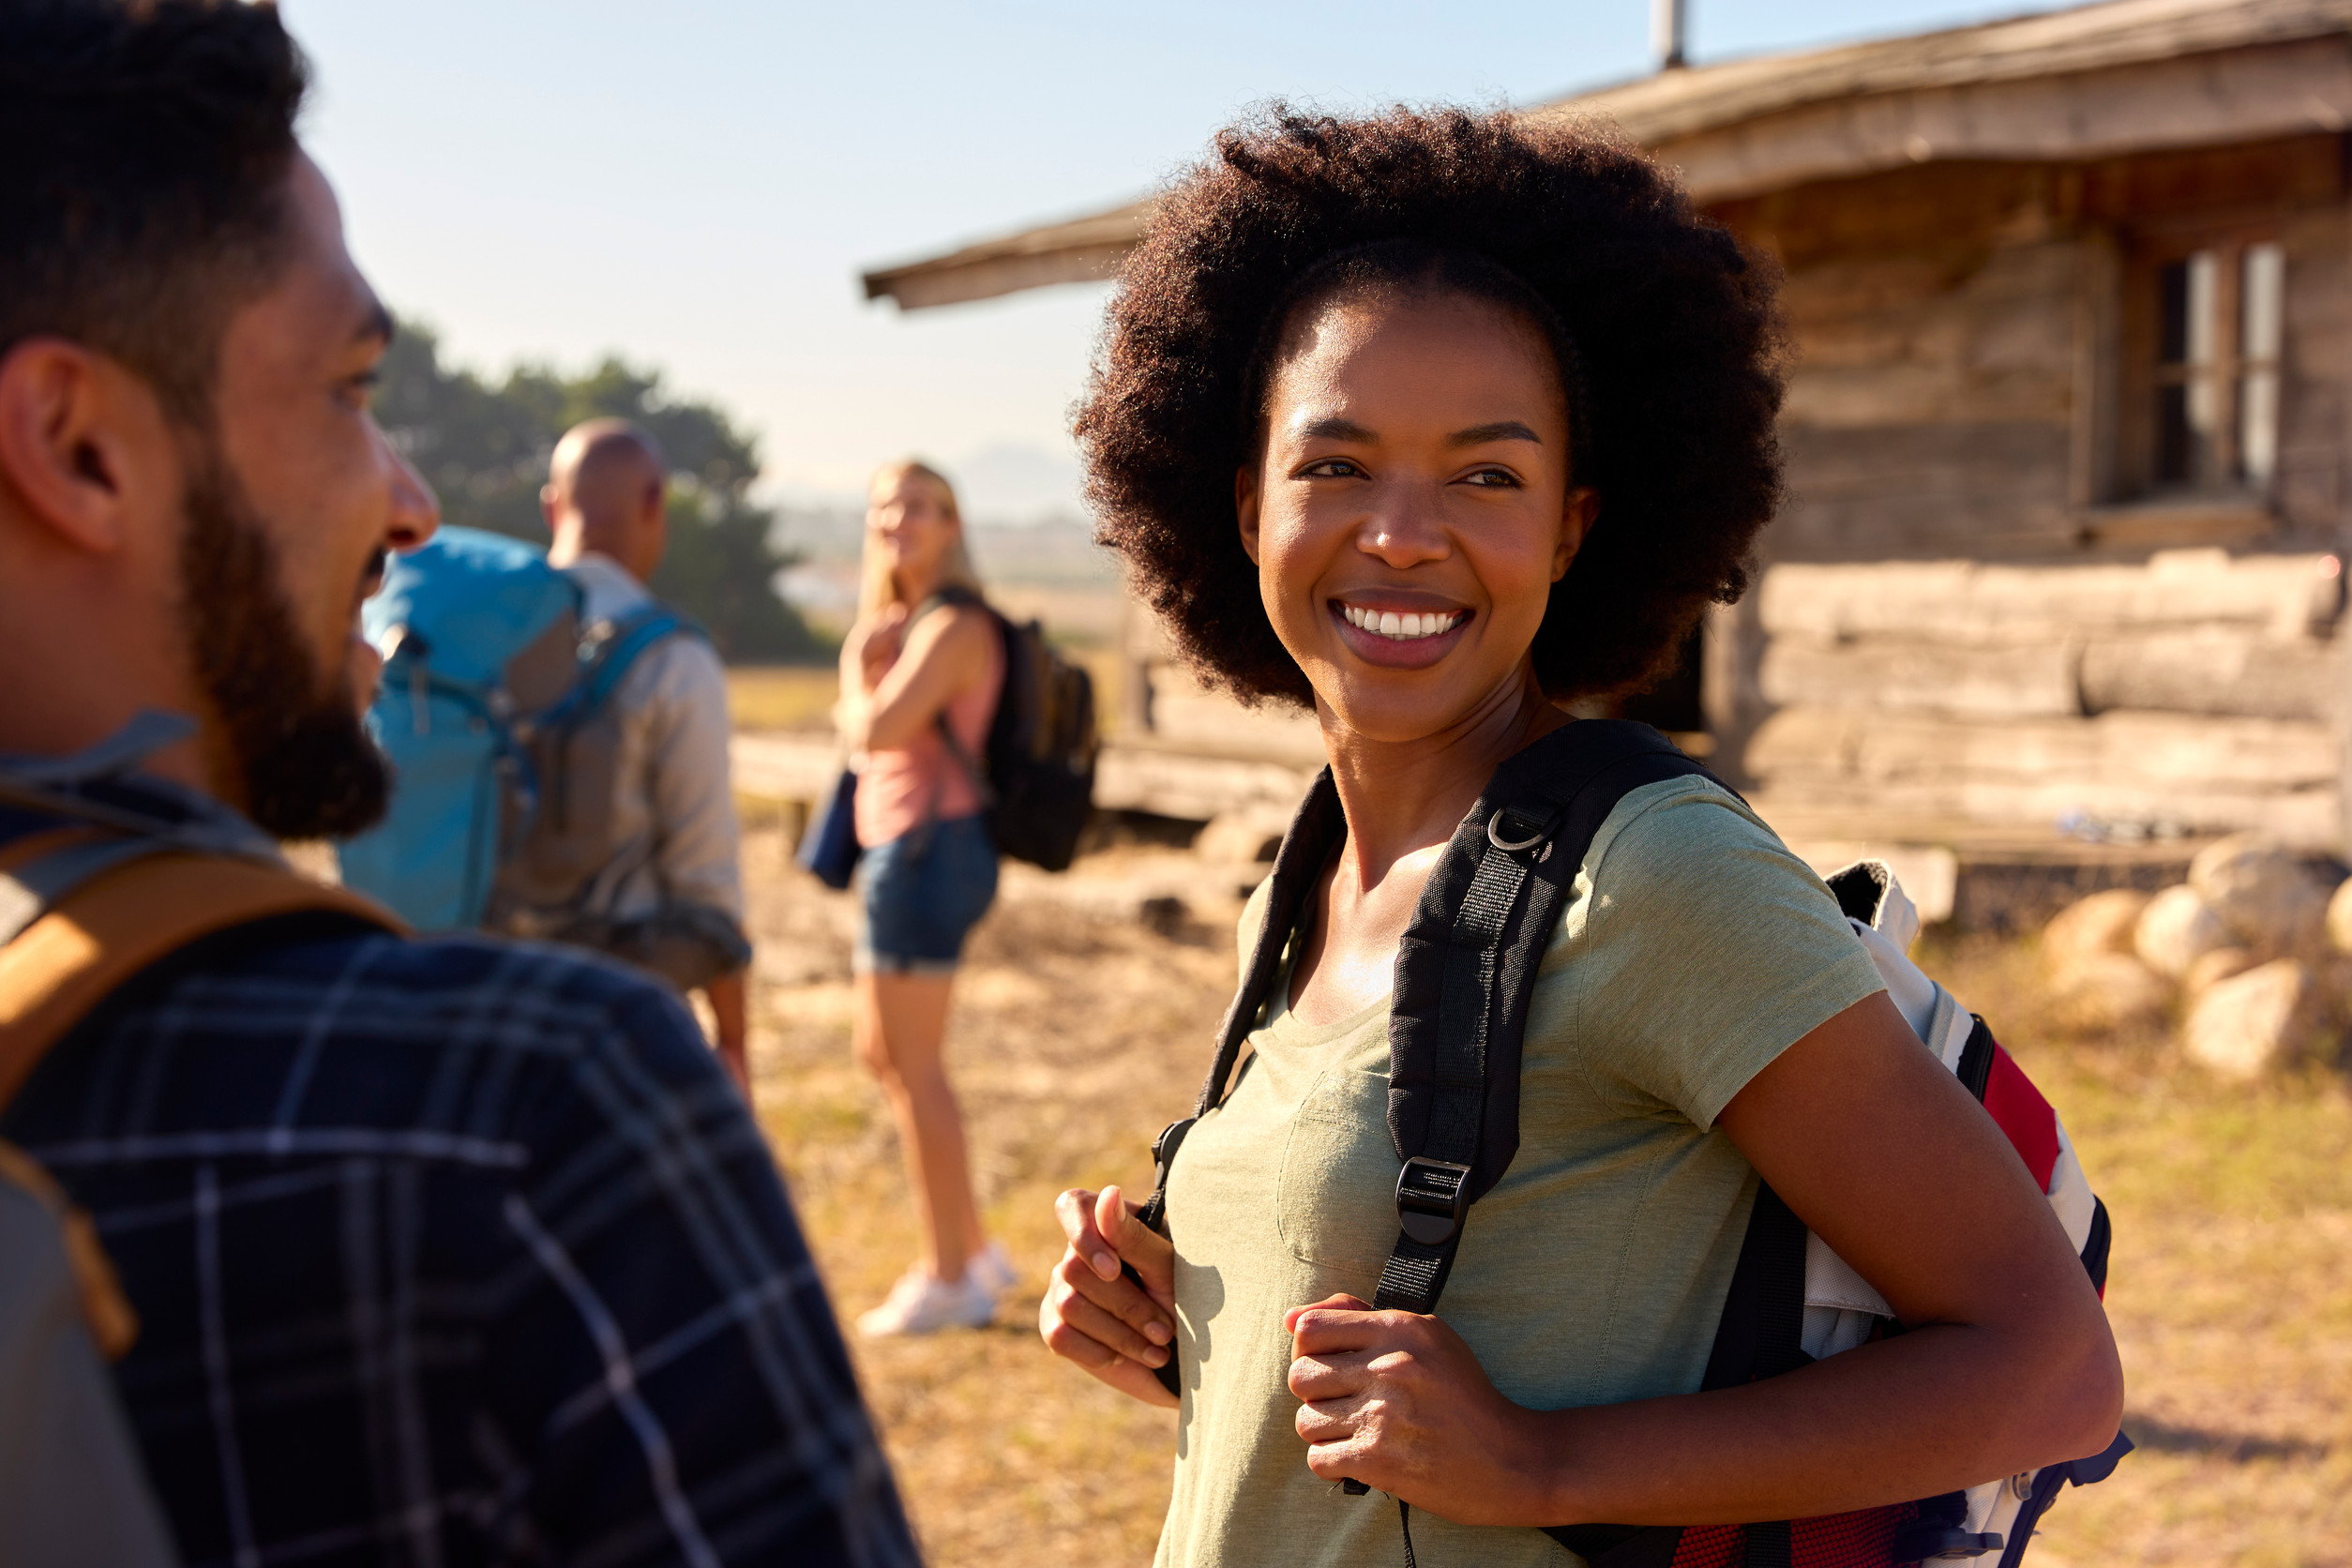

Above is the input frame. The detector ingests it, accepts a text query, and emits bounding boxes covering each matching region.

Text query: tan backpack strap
[0,1138,139,1359]
[0,852,405,1106]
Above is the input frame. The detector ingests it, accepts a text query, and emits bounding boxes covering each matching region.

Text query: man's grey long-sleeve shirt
[563,552,746,931]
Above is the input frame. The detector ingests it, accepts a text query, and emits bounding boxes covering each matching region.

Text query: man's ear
[1552,487,1599,582]
[539,482,561,535]
[0,339,160,555]
[1236,463,1263,566]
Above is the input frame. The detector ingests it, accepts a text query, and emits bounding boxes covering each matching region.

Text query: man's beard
[178,450,389,840]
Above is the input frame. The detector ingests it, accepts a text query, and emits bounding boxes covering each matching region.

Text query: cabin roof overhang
[861,0,2352,310]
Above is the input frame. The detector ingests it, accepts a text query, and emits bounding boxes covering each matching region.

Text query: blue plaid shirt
[1,805,917,1567]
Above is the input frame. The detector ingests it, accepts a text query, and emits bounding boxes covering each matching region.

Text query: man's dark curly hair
[0,0,309,430]
[1075,105,1786,706]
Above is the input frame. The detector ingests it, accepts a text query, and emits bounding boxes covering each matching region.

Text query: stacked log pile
[1746,549,2346,843]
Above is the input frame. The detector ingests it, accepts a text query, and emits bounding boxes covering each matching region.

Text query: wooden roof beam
[861,201,1153,311]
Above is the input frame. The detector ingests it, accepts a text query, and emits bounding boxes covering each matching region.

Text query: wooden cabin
[863,0,2352,858]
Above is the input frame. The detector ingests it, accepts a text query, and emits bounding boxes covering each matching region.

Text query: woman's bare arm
[837,604,991,752]
[1284,990,2123,1528]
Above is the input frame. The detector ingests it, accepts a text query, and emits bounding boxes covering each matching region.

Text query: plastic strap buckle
[1395,1156,1473,1246]
[1891,1526,2005,1560]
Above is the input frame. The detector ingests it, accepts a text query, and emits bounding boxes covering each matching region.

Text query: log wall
[1772,238,2085,561]
[1742,552,2348,844]
[1727,143,2352,564]
[1702,140,2352,841]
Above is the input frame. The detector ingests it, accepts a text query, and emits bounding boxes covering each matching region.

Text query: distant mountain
[954,443,1086,527]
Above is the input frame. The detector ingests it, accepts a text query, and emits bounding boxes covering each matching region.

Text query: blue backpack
[339,528,691,933]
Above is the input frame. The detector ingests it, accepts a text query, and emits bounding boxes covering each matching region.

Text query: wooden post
[2069,227,2120,517]
[2337,201,2352,852]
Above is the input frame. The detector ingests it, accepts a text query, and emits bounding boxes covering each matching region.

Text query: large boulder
[2188,834,2330,957]
[2182,958,2327,1078]
[2047,951,2170,1035]
[2133,884,2231,980]
[2326,877,2352,956]
[2043,889,2151,970]
[2184,945,2258,996]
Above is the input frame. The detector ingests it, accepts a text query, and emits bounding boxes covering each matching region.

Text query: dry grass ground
[733,830,2350,1567]
[726,666,837,731]
[725,647,1134,745]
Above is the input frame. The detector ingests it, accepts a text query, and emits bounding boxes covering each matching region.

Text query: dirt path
[737,831,2350,1566]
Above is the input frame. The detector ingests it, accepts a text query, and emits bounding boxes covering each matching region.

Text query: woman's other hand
[1041,1184,1181,1408]
[1286,1293,1550,1525]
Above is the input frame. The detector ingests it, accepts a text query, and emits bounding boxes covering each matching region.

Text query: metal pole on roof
[1652,0,1688,68]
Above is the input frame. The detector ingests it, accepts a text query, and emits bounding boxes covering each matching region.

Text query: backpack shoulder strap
[1,852,405,1108]
[570,605,699,716]
[1375,719,1726,1316]
[1136,767,1349,1232]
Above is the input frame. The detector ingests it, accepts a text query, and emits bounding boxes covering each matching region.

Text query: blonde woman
[837,460,1014,1334]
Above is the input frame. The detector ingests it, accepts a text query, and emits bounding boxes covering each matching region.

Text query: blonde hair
[858,459,986,618]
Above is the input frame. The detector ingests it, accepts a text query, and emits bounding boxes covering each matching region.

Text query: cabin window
[2149,240,2284,491]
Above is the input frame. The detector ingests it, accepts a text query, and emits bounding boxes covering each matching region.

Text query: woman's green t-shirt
[1154,776,1889,1568]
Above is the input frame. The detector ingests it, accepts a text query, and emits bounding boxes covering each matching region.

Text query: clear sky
[290,0,2035,520]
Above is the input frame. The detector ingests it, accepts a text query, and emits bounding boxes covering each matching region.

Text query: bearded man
[0,4,914,1564]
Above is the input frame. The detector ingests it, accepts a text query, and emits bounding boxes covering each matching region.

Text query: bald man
[531,418,752,1085]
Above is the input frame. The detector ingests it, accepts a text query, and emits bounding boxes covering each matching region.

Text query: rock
[2046,951,2170,1034]
[2183,945,2257,996]
[2133,884,2231,980]
[2188,834,2330,956]
[2043,889,2151,970]
[2182,957,2326,1078]
[2326,877,2352,956]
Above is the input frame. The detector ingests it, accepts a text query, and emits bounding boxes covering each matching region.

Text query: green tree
[376,322,824,663]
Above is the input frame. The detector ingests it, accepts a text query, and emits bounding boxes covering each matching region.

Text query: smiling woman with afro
[1077,105,1786,708]
[1039,103,2123,1568]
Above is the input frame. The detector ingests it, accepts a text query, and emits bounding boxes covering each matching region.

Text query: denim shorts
[854,813,1000,976]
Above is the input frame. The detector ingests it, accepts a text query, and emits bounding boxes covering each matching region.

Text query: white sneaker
[965,1240,1018,1299]
[856,1267,995,1337]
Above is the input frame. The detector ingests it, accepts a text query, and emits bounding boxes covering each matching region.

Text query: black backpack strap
[1130,770,1348,1397]
[1138,767,1349,1240]
[1375,721,1726,1316]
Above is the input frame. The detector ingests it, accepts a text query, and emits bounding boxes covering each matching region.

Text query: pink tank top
[853,614,1005,849]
